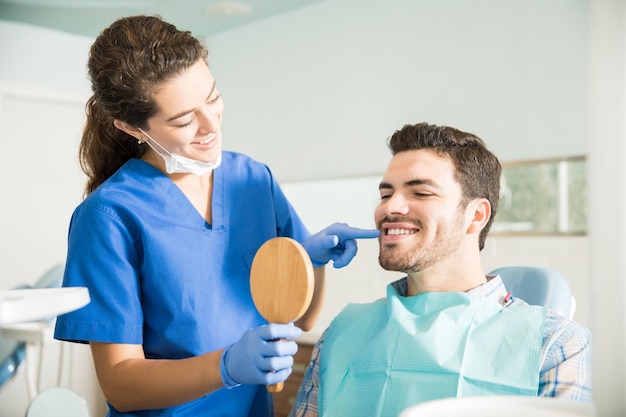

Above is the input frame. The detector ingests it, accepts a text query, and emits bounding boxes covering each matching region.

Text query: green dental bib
[318,286,547,417]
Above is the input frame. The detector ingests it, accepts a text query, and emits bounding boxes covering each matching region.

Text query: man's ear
[113,120,142,139]
[466,198,491,234]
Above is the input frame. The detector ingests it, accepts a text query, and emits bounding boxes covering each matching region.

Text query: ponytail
[80,96,146,196]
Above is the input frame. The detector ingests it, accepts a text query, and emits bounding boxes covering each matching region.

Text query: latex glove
[302,222,380,268]
[220,323,302,388]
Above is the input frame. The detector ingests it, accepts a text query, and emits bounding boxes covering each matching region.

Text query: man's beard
[378,214,466,274]
[379,243,424,274]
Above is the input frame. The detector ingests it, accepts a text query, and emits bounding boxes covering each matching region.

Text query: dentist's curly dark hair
[80,15,208,195]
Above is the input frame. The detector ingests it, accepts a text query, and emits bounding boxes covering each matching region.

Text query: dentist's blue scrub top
[54,152,310,417]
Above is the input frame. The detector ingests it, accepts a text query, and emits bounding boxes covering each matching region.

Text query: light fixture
[205,1,252,16]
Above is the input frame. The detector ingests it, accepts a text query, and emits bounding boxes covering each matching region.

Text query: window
[492,156,586,235]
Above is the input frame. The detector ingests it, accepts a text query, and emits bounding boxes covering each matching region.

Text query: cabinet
[273,343,314,417]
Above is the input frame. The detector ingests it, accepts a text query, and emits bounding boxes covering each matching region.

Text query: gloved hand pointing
[220,324,302,388]
[302,222,380,268]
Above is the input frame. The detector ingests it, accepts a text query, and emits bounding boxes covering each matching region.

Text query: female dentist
[54,15,378,417]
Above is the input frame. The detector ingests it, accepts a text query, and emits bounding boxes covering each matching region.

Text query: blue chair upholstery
[33,264,64,290]
[489,266,574,318]
[0,337,26,389]
[0,284,28,389]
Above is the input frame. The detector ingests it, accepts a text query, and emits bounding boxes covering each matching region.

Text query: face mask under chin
[137,128,222,176]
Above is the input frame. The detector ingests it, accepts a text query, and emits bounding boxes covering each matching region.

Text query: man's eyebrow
[165,81,217,122]
[405,179,439,188]
[379,179,440,190]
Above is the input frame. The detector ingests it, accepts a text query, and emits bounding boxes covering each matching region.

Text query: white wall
[587,1,626,416]
[0,0,618,414]
[209,0,588,182]
[0,21,92,96]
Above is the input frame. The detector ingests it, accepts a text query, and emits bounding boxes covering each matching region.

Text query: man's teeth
[387,228,416,235]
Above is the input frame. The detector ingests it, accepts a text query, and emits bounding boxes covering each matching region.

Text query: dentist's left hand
[302,222,380,268]
[220,324,302,388]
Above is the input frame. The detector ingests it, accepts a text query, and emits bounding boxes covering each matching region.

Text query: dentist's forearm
[90,342,224,412]
[295,267,326,331]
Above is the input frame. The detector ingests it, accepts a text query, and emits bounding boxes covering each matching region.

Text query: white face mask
[137,128,221,176]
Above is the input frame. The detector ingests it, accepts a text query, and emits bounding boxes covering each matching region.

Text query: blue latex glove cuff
[220,345,242,389]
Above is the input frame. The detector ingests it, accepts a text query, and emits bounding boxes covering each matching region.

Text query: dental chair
[0,284,28,390]
[0,264,64,396]
[489,266,576,319]
[0,263,91,416]
[0,263,66,391]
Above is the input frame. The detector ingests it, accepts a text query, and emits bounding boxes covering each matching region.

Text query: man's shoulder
[543,310,592,349]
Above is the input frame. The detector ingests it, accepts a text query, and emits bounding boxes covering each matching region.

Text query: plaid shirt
[289,275,593,417]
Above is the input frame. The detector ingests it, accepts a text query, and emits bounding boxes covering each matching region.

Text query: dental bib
[318,286,547,417]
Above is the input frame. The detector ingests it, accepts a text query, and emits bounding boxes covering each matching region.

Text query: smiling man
[289,122,592,417]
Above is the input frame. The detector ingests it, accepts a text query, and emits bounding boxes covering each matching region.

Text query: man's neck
[405,259,487,296]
